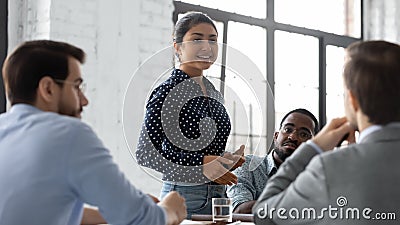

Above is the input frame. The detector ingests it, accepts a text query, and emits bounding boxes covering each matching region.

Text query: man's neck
[33,98,57,113]
[355,109,373,133]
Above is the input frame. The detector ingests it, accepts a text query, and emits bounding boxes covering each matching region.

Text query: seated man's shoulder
[37,112,94,135]
[39,114,104,152]
[49,112,87,125]
[244,154,264,163]
[236,154,266,172]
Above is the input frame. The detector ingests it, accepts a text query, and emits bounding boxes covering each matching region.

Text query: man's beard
[273,147,293,162]
[58,104,82,119]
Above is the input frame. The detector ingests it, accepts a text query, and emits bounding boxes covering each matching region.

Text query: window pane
[227,21,266,79]
[226,135,269,156]
[326,45,346,121]
[275,31,319,128]
[205,72,270,156]
[216,22,269,155]
[275,0,361,38]
[222,74,270,156]
[177,0,266,18]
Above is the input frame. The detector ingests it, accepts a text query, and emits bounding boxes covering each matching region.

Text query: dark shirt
[136,69,231,183]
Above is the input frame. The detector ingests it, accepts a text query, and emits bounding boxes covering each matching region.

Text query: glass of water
[212,198,232,222]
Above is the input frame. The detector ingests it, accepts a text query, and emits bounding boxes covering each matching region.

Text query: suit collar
[359,123,400,144]
[358,125,382,142]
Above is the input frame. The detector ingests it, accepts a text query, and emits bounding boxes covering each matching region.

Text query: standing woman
[136,12,245,217]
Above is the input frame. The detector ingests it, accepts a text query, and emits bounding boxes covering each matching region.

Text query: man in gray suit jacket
[254,40,400,225]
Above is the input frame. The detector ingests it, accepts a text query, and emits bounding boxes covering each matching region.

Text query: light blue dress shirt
[0,104,166,225]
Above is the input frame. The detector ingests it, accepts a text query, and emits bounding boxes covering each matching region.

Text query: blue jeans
[160,182,227,219]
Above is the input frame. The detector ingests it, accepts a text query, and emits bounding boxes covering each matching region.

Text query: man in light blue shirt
[0,40,186,225]
[226,108,319,213]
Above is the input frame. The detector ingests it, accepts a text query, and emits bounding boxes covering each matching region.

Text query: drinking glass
[212,198,232,222]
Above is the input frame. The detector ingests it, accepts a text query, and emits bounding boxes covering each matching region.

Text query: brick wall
[8,0,51,50]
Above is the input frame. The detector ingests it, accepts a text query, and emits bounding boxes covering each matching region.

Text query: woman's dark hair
[3,40,85,105]
[173,12,217,43]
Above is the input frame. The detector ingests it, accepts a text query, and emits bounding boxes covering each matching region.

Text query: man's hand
[158,191,187,225]
[233,200,256,214]
[313,117,356,151]
[203,155,238,185]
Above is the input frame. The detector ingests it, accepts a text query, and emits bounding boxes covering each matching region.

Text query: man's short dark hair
[2,40,85,105]
[344,40,400,125]
[279,108,319,134]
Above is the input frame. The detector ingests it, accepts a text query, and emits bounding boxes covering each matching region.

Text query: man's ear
[273,131,279,142]
[37,76,57,103]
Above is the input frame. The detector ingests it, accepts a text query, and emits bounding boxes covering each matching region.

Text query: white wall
[8,0,174,196]
[364,0,400,43]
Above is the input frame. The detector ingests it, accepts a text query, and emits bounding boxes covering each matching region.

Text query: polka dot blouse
[136,69,231,183]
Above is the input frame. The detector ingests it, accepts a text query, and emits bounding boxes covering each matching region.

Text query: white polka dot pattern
[136,69,231,183]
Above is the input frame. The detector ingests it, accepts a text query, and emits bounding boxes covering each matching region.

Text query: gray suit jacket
[253,124,400,225]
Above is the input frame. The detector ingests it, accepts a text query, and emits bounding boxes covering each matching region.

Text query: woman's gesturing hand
[203,155,238,185]
[202,145,246,185]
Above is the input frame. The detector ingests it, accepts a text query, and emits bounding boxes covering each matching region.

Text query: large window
[174,0,362,155]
